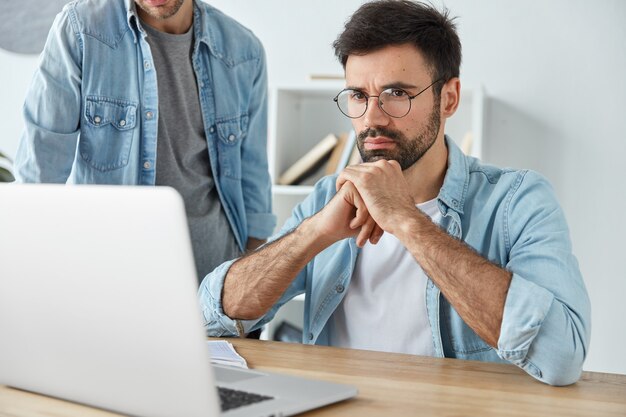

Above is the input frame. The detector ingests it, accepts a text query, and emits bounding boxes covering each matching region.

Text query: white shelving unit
[268,83,352,229]
[263,83,486,341]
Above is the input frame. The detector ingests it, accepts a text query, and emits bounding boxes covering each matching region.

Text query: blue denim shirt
[200,137,591,386]
[14,0,276,246]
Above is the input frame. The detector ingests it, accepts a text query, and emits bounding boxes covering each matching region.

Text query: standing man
[14,0,276,281]
[199,0,590,385]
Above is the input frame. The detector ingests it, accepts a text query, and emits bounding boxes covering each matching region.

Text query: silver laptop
[0,184,357,417]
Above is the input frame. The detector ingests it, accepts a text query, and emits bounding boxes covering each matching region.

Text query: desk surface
[1,339,625,417]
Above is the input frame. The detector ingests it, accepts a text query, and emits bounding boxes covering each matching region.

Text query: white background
[1,0,624,375]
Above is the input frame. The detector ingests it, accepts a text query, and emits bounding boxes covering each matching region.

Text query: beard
[356,97,441,170]
[136,0,186,20]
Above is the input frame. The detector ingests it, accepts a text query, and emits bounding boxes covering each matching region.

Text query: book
[334,130,357,174]
[347,143,362,166]
[277,133,339,185]
[324,132,349,175]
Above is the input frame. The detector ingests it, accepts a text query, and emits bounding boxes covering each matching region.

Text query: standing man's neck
[136,0,193,34]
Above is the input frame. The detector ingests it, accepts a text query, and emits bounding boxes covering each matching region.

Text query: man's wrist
[395,209,429,245]
[298,215,336,252]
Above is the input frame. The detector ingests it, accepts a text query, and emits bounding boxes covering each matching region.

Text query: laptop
[0,184,357,417]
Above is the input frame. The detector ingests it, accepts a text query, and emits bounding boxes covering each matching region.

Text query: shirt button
[144,61,151,70]
[143,161,151,169]
[308,333,314,341]
[228,134,236,142]
[119,119,126,127]
[335,284,345,293]
[209,126,215,134]
[93,116,101,124]
[146,111,153,120]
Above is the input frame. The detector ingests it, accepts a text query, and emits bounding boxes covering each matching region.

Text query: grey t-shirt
[143,22,241,284]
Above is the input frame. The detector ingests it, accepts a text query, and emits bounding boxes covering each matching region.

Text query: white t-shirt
[329,198,442,356]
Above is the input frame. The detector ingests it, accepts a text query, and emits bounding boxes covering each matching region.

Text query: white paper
[208,340,248,369]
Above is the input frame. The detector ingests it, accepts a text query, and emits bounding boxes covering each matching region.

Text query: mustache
[357,127,403,142]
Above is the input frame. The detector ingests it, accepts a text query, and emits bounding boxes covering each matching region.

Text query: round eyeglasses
[333,79,441,119]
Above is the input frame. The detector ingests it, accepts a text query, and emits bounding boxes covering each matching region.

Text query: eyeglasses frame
[333,78,443,119]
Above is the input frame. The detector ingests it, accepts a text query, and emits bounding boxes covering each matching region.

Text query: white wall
[0,49,38,158]
[1,0,624,375]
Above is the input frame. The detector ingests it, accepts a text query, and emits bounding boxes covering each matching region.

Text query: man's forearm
[224,179,382,321]
[223,217,331,320]
[398,211,512,347]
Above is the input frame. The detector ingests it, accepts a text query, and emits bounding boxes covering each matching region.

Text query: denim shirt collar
[192,3,241,64]
[124,0,141,43]
[123,0,208,47]
[437,135,470,216]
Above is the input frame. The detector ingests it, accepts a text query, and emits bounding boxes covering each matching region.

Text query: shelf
[268,84,351,184]
[272,185,315,196]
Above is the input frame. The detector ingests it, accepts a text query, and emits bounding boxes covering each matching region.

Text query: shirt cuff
[497,273,554,363]
[198,259,263,337]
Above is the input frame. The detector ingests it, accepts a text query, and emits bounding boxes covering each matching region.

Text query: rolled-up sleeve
[198,259,266,337]
[496,171,591,386]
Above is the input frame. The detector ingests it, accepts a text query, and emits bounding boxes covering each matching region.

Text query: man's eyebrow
[381,81,418,90]
[344,81,419,92]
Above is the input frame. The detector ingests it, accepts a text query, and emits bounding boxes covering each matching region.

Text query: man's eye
[388,88,408,97]
[350,91,366,101]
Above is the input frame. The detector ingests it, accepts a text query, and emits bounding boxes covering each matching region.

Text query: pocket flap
[85,96,137,130]
[216,115,248,146]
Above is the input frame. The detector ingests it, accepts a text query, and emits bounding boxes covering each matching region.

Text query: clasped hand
[313,159,417,247]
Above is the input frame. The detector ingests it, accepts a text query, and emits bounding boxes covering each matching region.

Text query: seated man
[199,0,590,386]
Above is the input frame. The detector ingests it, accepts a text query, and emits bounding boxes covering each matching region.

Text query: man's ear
[440,77,461,119]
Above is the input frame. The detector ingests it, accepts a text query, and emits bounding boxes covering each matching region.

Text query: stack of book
[277,131,361,186]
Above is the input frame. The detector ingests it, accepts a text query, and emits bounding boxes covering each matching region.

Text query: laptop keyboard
[218,386,274,411]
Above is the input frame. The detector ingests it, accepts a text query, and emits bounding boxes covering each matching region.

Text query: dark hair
[333,0,461,94]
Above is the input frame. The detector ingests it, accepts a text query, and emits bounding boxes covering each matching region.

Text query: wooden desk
[1,339,625,416]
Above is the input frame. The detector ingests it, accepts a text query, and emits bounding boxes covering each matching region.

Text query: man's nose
[363,96,390,127]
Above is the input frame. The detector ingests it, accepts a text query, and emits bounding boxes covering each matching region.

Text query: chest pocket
[80,96,137,172]
[215,115,248,180]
